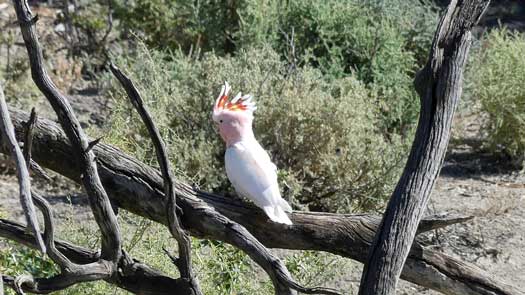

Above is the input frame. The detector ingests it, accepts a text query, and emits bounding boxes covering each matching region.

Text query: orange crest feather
[213,82,256,115]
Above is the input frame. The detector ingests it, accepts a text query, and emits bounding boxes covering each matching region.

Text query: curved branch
[13,0,122,262]
[109,63,202,294]
[358,1,492,294]
[1,108,519,295]
[0,84,45,253]
[31,192,72,269]
[0,219,193,295]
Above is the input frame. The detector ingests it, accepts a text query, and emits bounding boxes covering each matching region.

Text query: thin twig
[109,62,202,294]
[22,109,50,180]
[22,107,37,168]
[29,159,51,181]
[86,136,103,153]
[0,83,45,253]
[21,106,74,267]
[32,191,72,268]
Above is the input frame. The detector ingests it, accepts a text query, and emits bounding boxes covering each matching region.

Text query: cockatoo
[212,82,293,225]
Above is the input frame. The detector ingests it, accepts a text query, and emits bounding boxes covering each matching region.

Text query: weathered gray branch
[0,218,193,294]
[1,108,520,295]
[0,84,45,253]
[109,63,202,294]
[13,0,122,263]
[358,1,491,294]
[8,0,126,292]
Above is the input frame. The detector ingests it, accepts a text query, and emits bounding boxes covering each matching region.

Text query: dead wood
[0,0,520,294]
[0,84,45,253]
[110,62,203,294]
[0,108,520,295]
[0,218,194,294]
[358,1,492,294]
[13,0,122,263]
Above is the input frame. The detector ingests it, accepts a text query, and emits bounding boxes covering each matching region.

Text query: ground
[0,1,524,294]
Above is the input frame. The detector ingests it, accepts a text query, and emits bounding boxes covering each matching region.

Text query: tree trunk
[358,1,491,294]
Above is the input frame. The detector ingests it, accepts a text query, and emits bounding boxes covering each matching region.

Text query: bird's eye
[219,120,223,123]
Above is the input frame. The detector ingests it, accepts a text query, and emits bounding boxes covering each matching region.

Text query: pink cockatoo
[212,82,293,225]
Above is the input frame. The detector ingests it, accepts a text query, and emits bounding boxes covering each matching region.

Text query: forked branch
[13,0,122,263]
[0,218,197,294]
[109,63,203,294]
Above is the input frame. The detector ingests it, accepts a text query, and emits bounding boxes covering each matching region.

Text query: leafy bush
[103,44,408,212]
[113,0,242,54]
[467,29,525,165]
[111,0,438,131]
[278,0,421,130]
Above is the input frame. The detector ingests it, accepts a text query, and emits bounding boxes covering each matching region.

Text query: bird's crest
[213,82,256,116]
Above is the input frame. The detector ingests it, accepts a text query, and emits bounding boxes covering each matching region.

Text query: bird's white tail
[263,205,292,225]
[278,197,293,212]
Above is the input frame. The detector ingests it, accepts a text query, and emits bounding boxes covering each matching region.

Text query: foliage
[112,0,242,54]
[466,29,525,166]
[263,0,433,130]
[111,0,438,131]
[103,44,409,212]
[0,242,59,295]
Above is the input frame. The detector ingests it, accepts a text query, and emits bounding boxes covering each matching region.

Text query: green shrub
[0,243,58,279]
[113,0,242,54]
[112,0,438,131]
[269,0,437,131]
[103,44,408,212]
[467,29,525,166]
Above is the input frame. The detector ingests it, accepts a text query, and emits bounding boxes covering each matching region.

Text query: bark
[110,62,202,294]
[358,1,491,294]
[7,1,340,293]
[0,219,193,295]
[13,0,122,263]
[1,107,520,295]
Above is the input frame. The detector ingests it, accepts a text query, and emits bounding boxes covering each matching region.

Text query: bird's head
[212,82,256,147]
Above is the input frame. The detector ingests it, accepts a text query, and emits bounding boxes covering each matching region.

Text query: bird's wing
[225,141,280,208]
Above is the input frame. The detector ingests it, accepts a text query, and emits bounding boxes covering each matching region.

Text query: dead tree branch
[358,1,491,294]
[22,109,51,181]
[0,218,194,295]
[0,83,45,253]
[1,108,520,295]
[109,63,203,294]
[9,1,341,294]
[1,0,519,294]
[22,107,37,168]
[6,0,126,292]
[13,0,122,263]
[108,63,340,295]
